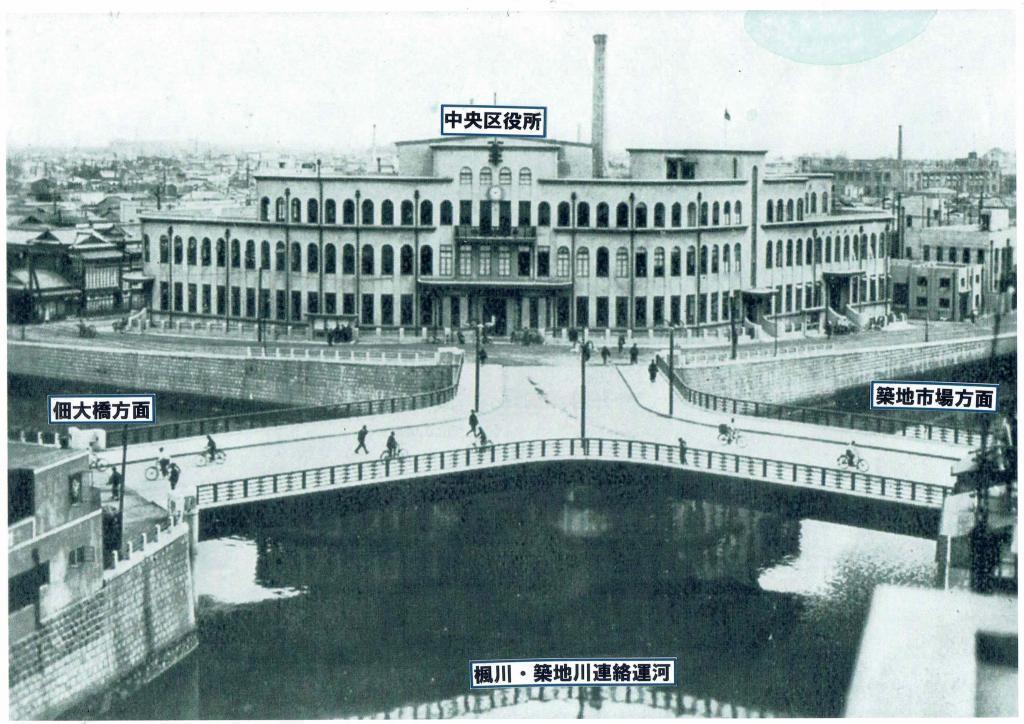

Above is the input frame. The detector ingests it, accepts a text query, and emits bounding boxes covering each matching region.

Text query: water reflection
[110,467,935,719]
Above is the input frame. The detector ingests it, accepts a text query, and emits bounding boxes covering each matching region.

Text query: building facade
[139,136,894,337]
[890,259,984,321]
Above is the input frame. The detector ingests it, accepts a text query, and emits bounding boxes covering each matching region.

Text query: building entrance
[482,297,508,335]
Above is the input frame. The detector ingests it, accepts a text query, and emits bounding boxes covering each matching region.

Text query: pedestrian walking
[678,438,687,465]
[168,462,181,492]
[600,346,611,365]
[825,320,833,339]
[648,359,658,382]
[478,348,488,365]
[475,426,489,448]
[467,409,479,436]
[617,334,626,355]
[355,424,369,454]
[629,343,639,365]
[108,467,122,499]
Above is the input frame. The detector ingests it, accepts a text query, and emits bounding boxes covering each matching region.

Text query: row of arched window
[260,197,441,226]
[764,232,886,269]
[459,167,531,186]
[148,235,436,276]
[570,244,743,278]
[764,192,829,223]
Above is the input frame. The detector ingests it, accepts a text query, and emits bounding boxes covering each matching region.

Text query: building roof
[395,135,592,148]
[625,147,767,155]
[7,268,77,291]
[7,442,87,471]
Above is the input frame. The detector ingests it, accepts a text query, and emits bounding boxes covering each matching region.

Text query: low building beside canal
[7,442,197,720]
[890,259,984,322]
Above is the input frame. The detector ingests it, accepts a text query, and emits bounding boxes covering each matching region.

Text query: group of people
[466,409,491,447]
[354,424,401,459]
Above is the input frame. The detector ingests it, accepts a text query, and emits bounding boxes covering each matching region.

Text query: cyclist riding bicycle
[157,447,172,478]
[719,417,739,444]
[385,431,399,459]
[204,434,219,461]
[843,440,861,467]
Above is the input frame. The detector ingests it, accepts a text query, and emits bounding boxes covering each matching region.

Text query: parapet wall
[679,335,1016,406]
[8,528,196,720]
[8,341,459,406]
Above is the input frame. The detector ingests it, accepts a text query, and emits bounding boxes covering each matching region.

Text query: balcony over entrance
[453,225,537,243]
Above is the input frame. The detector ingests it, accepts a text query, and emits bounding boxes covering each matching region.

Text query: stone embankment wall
[8,341,459,406]
[679,335,1016,405]
[8,528,196,720]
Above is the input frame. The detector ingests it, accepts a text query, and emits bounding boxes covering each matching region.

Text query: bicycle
[836,454,869,472]
[379,447,403,461]
[716,429,746,448]
[144,461,172,481]
[196,449,227,466]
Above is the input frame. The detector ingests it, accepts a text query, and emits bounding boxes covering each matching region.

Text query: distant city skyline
[6,11,1016,160]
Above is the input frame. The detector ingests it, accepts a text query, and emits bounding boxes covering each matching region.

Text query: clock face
[487,186,503,201]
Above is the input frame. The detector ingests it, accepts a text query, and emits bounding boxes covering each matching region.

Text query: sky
[5,10,1016,159]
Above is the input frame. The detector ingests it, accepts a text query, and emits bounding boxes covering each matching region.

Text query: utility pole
[668,326,676,416]
[475,323,482,411]
[579,330,589,440]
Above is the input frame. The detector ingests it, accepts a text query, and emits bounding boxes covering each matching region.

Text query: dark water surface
[103,466,936,720]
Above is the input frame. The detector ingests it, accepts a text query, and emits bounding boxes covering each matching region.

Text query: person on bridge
[467,410,479,436]
[629,343,639,365]
[678,438,688,465]
[157,447,172,478]
[355,425,369,454]
[205,435,219,461]
[600,346,611,365]
[478,348,488,365]
[108,467,122,500]
[617,334,626,356]
[648,359,658,382]
[385,431,399,459]
[475,426,490,448]
[168,462,181,491]
[721,417,738,444]
[844,440,861,467]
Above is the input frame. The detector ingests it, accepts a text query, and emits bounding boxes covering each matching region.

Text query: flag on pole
[724,108,731,121]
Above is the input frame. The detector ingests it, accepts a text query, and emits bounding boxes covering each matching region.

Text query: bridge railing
[194,436,948,510]
[104,354,463,447]
[656,356,983,447]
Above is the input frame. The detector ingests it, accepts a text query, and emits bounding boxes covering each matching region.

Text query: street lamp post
[668,326,676,416]
[475,322,482,411]
[580,329,589,440]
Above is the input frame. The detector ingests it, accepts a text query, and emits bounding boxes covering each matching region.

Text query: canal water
[101,466,937,720]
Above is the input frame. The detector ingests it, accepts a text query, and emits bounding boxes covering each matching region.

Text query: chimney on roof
[897,125,903,194]
[591,34,607,179]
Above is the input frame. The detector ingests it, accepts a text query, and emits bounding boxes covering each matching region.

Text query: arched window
[796,199,804,221]
[654,247,665,277]
[245,239,256,269]
[557,247,570,277]
[723,201,732,226]
[419,200,432,226]
[342,244,355,274]
[686,246,696,276]
[795,239,802,266]
[325,199,336,224]
[538,202,551,226]
[187,237,197,265]
[557,202,571,227]
[518,168,532,186]
[479,168,492,187]
[291,242,301,272]
[711,245,719,273]
[381,200,394,225]
[499,167,512,185]
[201,237,212,266]
[822,192,829,214]
[776,240,783,269]
[400,245,413,275]
[401,200,414,226]
[687,202,697,227]
[805,239,812,265]
[616,247,629,277]
[712,202,720,226]
[734,201,742,224]
[815,237,823,263]
[671,247,681,276]
[362,244,374,275]
[597,202,609,228]
[420,245,433,275]
[439,201,453,225]
[596,246,609,277]
[825,236,832,263]
[860,234,868,260]
[810,193,817,214]
[723,243,731,273]
[260,197,270,221]
[291,198,301,223]
[786,200,794,221]
[343,200,355,225]
[776,200,784,222]
[216,238,226,267]
[616,202,629,227]
[381,245,394,275]
[324,244,336,274]
[699,202,709,226]
[671,202,682,227]
[699,245,708,275]
[159,235,169,263]
[635,247,647,277]
[575,247,589,278]
[173,236,183,265]
[577,202,590,227]
[307,243,318,273]
[307,199,318,223]
[766,240,774,269]
[275,241,286,271]
[635,203,647,228]
[766,199,774,223]
[734,243,741,269]
[275,197,285,221]
[460,167,472,185]
[870,233,877,258]
[362,199,374,225]
[843,235,851,261]
[654,203,665,228]
[230,238,240,268]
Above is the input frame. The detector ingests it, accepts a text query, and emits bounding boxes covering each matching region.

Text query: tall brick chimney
[592,34,607,179]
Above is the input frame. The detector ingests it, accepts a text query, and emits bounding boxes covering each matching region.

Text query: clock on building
[487,186,503,202]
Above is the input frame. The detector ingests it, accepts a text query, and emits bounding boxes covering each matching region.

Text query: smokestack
[592,34,607,178]
[897,125,903,193]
